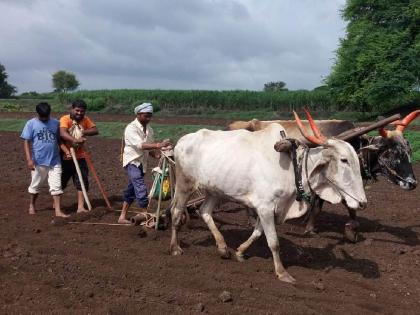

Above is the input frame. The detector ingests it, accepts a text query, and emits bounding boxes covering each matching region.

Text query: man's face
[137,112,153,125]
[71,106,86,121]
[38,115,49,122]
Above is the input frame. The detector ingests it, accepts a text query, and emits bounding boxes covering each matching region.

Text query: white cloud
[0,0,346,93]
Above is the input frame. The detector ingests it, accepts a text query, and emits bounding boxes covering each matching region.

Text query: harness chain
[289,140,311,203]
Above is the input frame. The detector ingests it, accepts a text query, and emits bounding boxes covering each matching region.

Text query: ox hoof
[344,221,360,243]
[218,247,231,259]
[170,246,184,256]
[277,272,296,283]
[235,252,248,262]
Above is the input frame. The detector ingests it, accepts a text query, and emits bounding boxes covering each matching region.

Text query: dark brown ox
[227,110,419,242]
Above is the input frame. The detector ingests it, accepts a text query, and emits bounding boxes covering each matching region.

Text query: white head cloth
[134,103,153,114]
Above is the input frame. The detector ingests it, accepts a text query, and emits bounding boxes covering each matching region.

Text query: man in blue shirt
[21,102,68,217]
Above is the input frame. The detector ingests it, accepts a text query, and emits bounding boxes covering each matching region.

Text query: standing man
[60,100,98,213]
[118,102,171,224]
[21,102,68,217]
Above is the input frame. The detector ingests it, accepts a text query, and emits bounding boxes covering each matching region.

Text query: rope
[324,176,362,204]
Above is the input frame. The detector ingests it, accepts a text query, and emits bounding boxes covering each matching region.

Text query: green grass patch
[95,121,220,140]
[404,131,420,162]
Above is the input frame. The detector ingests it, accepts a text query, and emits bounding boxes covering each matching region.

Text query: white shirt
[122,119,154,172]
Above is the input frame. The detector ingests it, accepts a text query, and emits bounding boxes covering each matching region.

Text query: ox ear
[308,149,342,204]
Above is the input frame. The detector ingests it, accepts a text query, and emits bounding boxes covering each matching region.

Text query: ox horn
[395,109,420,133]
[293,110,326,145]
[379,110,419,137]
[304,108,325,140]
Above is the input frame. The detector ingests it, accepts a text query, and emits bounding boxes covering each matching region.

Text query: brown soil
[0,130,420,314]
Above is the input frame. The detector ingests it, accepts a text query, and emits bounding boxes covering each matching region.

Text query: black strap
[289,140,311,203]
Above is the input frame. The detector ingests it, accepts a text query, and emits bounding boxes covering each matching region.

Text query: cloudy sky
[0,0,347,93]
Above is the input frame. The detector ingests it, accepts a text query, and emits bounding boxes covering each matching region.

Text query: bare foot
[77,208,89,213]
[55,212,70,218]
[118,218,131,224]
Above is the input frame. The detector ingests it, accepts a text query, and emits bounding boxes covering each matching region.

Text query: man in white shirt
[119,103,172,224]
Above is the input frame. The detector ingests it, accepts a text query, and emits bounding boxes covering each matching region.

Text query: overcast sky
[0,0,347,93]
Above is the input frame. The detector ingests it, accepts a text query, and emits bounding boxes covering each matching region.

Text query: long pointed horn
[395,110,420,133]
[304,108,326,141]
[293,111,325,145]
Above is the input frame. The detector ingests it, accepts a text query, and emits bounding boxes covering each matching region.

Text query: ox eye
[340,158,349,164]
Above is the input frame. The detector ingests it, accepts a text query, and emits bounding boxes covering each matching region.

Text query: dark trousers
[61,158,89,191]
[123,164,149,208]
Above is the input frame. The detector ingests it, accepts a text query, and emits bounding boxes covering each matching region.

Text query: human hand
[72,137,86,148]
[159,139,172,150]
[64,151,72,159]
[27,160,35,171]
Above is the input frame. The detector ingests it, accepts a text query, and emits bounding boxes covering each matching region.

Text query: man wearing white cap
[118,102,172,224]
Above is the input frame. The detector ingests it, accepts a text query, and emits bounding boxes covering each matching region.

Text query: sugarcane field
[1,1,420,314]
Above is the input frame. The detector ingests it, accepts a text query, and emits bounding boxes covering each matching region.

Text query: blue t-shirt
[20,118,60,167]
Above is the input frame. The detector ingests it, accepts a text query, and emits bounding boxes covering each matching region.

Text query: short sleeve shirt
[20,118,60,167]
[60,114,96,159]
[122,119,154,172]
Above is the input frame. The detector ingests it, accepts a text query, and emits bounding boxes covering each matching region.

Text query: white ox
[170,118,367,283]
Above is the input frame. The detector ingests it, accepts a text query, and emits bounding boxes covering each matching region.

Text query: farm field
[0,114,420,314]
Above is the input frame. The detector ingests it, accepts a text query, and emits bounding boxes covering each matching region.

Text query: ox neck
[299,146,326,199]
[292,145,322,203]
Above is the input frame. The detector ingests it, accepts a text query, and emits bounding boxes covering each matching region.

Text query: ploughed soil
[1,130,420,314]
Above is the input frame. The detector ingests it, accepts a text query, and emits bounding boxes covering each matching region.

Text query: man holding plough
[118,102,172,224]
[59,100,98,213]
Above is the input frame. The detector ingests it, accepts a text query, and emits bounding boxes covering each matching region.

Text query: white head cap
[134,102,153,114]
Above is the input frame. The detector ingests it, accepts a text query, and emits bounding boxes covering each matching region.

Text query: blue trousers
[123,164,149,208]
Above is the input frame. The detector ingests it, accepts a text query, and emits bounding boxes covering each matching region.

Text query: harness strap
[289,140,311,203]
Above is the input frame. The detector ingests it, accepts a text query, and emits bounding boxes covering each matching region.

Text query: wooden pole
[337,114,401,141]
[155,157,166,230]
[70,147,92,211]
[85,152,112,209]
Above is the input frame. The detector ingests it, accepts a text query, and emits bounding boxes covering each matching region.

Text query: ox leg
[170,191,190,256]
[259,212,296,283]
[344,206,360,243]
[236,218,263,262]
[199,196,230,259]
[304,197,324,235]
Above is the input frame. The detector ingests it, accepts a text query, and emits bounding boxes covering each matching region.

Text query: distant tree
[264,81,288,92]
[326,0,419,111]
[0,63,17,98]
[52,70,80,93]
[312,85,329,92]
[20,91,40,98]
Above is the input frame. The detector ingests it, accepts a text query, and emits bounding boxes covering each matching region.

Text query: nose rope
[378,153,412,184]
[325,176,364,204]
